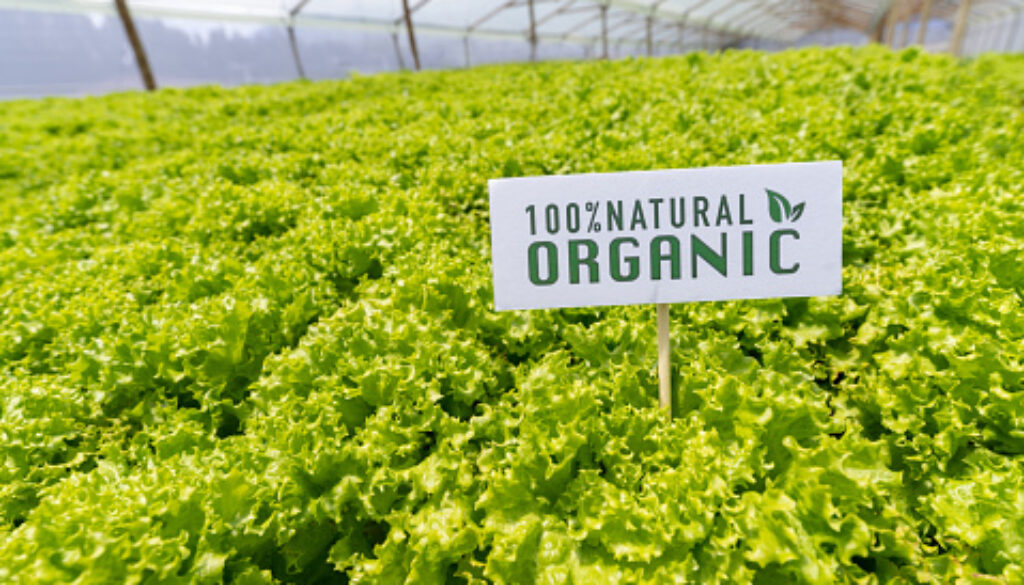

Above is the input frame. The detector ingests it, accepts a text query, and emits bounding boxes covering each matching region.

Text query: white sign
[489,161,842,311]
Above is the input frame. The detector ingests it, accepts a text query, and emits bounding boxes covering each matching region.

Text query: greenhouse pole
[644,0,664,58]
[287,0,313,80]
[401,0,421,71]
[870,0,894,43]
[885,11,897,46]
[391,32,407,69]
[600,3,609,59]
[950,0,973,56]
[286,27,305,79]
[902,0,917,47]
[915,0,934,45]
[646,16,654,56]
[528,0,538,62]
[113,0,156,91]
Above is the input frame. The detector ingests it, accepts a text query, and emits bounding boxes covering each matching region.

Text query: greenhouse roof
[4,0,1024,49]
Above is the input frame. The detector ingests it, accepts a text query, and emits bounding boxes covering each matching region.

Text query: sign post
[489,161,843,417]
[657,303,671,416]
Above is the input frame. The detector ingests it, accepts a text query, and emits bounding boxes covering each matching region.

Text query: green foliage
[1,46,1023,584]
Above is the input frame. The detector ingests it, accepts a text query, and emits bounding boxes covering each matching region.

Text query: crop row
[0,47,1022,583]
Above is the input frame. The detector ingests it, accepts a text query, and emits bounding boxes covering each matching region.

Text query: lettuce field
[1,47,1023,584]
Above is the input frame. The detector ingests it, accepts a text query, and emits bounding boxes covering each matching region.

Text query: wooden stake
[113,0,156,91]
[657,303,671,417]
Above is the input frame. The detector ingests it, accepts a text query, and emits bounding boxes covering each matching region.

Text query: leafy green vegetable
[0,46,1023,584]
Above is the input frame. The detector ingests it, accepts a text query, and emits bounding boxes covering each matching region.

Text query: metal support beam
[401,0,422,70]
[556,9,603,42]
[113,0,156,91]
[916,0,934,45]
[528,0,539,61]
[599,11,643,53]
[286,0,313,80]
[600,3,609,59]
[535,0,579,28]
[950,0,973,56]
[870,0,897,43]
[601,0,765,40]
[885,0,906,47]
[643,0,668,57]
[392,32,407,69]
[286,26,305,79]
[521,0,536,61]
[468,1,516,31]
[646,15,653,56]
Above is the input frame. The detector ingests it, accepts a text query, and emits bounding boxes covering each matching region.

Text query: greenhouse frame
[4,0,1024,91]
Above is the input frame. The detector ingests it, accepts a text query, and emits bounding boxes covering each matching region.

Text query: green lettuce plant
[0,46,1022,584]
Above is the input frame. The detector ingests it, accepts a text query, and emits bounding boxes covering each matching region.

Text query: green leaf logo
[766,189,805,223]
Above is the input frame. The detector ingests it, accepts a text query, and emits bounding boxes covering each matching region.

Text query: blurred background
[1,0,1022,99]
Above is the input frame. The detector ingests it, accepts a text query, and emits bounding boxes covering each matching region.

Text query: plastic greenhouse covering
[5,0,1023,49]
